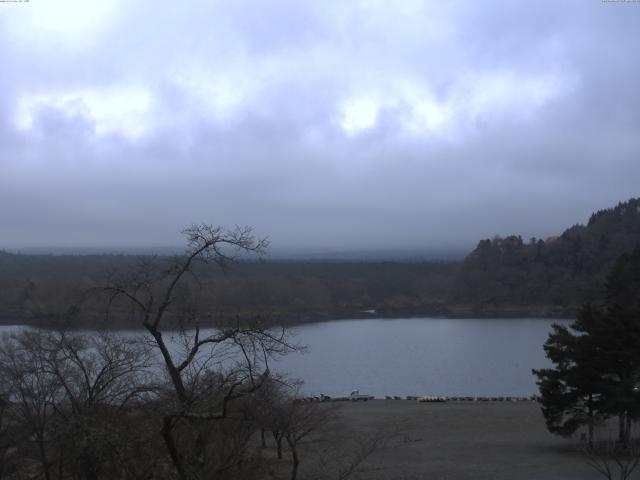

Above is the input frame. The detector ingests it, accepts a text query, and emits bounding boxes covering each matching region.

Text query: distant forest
[2,198,640,327]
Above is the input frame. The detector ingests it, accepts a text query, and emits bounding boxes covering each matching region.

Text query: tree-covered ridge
[1,197,640,327]
[0,256,456,327]
[467,198,640,271]
[453,198,640,312]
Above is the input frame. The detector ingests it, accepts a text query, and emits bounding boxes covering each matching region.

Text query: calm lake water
[0,317,569,398]
[274,317,569,397]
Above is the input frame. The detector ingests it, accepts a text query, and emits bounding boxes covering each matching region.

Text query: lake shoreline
[1,318,566,397]
[0,305,575,330]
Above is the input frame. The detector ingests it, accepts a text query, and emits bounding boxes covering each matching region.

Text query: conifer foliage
[534,246,640,446]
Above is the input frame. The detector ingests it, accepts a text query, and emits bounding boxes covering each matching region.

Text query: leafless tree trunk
[286,433,300,480]
[102,224,296,480]
[272,430,284,459]
[584,439,640,480]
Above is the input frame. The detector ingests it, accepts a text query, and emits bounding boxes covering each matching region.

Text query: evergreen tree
[533,306,605,446]
[596,247,640,445]
[534,247,640,446]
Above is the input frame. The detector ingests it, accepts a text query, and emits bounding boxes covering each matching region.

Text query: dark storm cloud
[0,0,639,252]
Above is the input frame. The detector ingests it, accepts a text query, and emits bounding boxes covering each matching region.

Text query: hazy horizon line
[1,244,472,260]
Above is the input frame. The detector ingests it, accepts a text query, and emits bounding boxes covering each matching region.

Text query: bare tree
[102,224,297,480]
[0,329,160,480]
[283,400,334,480]
[44,331,157,480]
[584,440,640,480]
[0,402,8,478]
[251,377,289,459]
[250,377,336,480]
[40,331,155,411]
[0,331,63,480]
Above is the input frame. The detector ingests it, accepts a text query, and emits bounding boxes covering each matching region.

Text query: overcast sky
[1,0,639,253]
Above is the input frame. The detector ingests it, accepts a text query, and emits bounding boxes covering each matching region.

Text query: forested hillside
[1,198,639,327]
[452,198,640,314]
[0,253,456,327]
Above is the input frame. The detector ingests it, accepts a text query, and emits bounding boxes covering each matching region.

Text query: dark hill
[451,198,640,315]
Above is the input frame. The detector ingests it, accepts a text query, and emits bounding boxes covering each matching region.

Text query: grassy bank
[284,400,608,480]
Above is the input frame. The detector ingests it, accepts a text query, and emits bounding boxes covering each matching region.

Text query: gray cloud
[1,0,639,252]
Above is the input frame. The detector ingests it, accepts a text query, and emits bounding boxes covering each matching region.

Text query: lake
[274,317,569,397]
[0,317,569,398]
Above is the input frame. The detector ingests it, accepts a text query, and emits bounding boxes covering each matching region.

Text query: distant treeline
[2,198,640,327]
[0,254,456,327]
